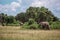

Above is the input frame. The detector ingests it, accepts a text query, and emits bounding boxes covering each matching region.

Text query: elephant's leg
[42,25,45,29]
[46,25,50,30]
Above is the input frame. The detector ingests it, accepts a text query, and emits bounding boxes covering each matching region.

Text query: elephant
[39,21,50,30]
[19,22,23,26]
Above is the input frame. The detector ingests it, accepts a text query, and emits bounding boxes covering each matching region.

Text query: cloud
[0,2,21,12]
[10,2,20,11]
[31,0,60,18]
[17,0,22,3]
[31,0,44,7]
[0,0,60,18]
[0,0,22,14]
[31,0,60,10]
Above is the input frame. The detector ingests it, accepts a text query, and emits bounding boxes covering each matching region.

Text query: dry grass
[0,26,60,40]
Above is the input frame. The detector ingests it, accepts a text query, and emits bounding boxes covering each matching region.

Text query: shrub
[50,21,60,29]
[38,24,42,29]
[22,19,39,29]
[6,23,20,26]
[28,22,39,29]
[13,21,19,24]
[22,22,29,29]
[22,20,60,30]
[28,18,34,25]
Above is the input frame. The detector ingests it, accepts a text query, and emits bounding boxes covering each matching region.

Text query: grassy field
[0,26,60,40]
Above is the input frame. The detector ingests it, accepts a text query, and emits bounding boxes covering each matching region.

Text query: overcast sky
[0,0,60,18]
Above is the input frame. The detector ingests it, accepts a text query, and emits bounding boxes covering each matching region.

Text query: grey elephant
[19,22,23,26]
[39,21,50,30]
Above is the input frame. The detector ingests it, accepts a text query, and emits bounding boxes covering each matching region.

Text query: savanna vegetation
[0,7,60,40]
[0,7,60,29]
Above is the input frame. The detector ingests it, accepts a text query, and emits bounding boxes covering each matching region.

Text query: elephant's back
[40,21,49,25]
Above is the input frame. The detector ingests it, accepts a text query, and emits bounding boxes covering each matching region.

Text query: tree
[26,7,37,18]
[15,12,28,23]
[26,7,58,23]
[5,16,15,25]
[0,13,6,26]
[53,17,59,21]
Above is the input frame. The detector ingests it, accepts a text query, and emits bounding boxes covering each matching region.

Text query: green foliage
[50,21,60,29]
[13,20,20,24]
[26,7,58,23]
[22,19,39,29]
[28,19,34,25]
[6,23,20,26]
[5,16,15,23]
[0,7,60,30]
[15,12,29,23]
[5,20,20,26]
[0,13,7,26]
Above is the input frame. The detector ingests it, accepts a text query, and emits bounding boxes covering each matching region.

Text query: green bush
[28,22,39,29]
[13,21,20,24]
[22,19,60,30]
[50,21,60,29]
[28,18,34,25]
[5,20,20,26]
[22,19,39,29]
[6,23,20,26]
[22,22,29,29]
[38,24,42,29]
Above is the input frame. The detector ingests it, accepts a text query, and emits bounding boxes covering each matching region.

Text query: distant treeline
[0,7,60,29]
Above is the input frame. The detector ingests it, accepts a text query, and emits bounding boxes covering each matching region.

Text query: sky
[0,0,60,18]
